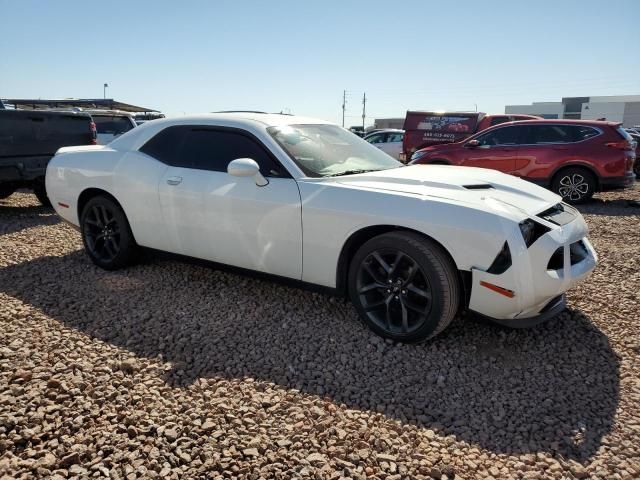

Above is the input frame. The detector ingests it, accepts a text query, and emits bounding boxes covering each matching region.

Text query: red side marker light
[480,281,515,298]
[57,202,69,208]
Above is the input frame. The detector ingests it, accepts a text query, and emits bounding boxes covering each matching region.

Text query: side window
[139,125,187,165]
[489,116,509,127]
[570,126,600,141]
[475,126,519,146]
[387,132,403,143]
[180,129,284,177]
[365,133,384,144]
[529,125,572,144]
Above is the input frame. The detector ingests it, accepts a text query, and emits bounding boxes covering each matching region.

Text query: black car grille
[547,240,589,271]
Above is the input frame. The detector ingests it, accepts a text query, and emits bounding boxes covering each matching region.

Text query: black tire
[33,183,51,206]
[551,167,596,204]
[348,231,460,342]
[80,195,137,270]
[0,184,15,200]
[428,159,450,165]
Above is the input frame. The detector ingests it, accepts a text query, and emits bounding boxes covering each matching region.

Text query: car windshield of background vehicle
[93,116,134,135]
[268,124,402,177]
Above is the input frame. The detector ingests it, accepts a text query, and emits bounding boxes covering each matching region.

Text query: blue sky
[1,0,638,125]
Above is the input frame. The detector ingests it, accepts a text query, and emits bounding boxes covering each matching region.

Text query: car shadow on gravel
[0,202,59,236]
[576,198,640,216]
[0,251,620,462]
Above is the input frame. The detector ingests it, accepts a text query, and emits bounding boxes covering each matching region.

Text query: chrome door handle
[166,176,182,186]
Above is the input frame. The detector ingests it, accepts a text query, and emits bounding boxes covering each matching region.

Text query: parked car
[349,126,365,137]
[410,119,636,203]
[400,111,541,161]
[133,112,165,126]
[364,129,404,159]
[628,132,640,176]
[0,109,96,204]
[86,110,137,145]
[46,113,596,342]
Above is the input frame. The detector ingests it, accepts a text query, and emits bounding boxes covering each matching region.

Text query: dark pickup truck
[0,110,96,205]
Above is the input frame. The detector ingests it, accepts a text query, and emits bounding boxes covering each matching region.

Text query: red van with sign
[400,111,539,161]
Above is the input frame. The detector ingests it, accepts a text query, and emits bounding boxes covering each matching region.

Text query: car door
[157,126,303,279]
[379,132,403,159]
[459,125,522,173]
[365,132,386,150]
[514,124,574,179]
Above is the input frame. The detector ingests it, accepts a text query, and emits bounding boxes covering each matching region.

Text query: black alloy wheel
[348,232,460,342]
[356,249,432,336]
[81,196,137,270]
[84,204,121,263]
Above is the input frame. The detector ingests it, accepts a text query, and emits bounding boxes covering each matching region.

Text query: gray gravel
[1,186,639,479]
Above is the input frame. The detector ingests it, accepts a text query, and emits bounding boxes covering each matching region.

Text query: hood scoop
[462,184,494,190]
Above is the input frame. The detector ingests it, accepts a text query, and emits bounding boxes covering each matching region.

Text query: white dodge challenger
[46,112,597,342]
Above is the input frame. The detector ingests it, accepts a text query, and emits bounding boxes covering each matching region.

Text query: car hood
[333,165,561,218]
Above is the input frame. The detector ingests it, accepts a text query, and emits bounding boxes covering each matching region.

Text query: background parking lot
[1,187,639,479]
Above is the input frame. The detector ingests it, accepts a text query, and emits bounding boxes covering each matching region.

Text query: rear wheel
[33,182,51,206]
[80,196,137,270]
[348,232,460,342]
[551,167,596,204]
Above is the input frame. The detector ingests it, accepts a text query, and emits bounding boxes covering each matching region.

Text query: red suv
[409,119,636,203]
[400,111,540,161]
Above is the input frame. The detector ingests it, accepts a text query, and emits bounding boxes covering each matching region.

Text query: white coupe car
[46,113,597,342]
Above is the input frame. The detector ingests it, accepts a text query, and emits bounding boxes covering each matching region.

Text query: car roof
[364,128,404,138]
[0,109,91,119]
[83,109,134,117]
[497,118,621,127]
[149,112,334,128]
[108,112,335,151]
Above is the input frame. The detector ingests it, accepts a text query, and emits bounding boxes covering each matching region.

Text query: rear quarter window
[139,125,186,165]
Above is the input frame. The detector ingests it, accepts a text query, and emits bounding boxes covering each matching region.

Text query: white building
[505,95,640,126]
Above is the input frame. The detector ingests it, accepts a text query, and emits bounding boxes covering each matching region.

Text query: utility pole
[342,90,346,127]
[103,83,109,99]
[362,92,366,131]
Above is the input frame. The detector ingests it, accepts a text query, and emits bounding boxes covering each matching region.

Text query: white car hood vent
[537,203,577,226]
[462,184,494,190]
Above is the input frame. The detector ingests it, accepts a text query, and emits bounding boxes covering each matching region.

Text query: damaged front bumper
[467,207,597,326]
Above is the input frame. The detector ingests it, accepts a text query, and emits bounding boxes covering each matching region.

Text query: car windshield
[268,124,402,177]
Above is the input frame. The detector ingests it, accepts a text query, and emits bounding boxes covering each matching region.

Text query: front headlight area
[409,150,429,163]
[486,219,550,275]
[519,219,550,248]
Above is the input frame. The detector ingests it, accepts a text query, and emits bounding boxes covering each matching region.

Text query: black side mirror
[465,139,480,148]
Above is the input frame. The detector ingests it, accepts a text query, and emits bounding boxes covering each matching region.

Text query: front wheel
[80,196,138,270]
[551,167,596,204]
[348,232,460,342]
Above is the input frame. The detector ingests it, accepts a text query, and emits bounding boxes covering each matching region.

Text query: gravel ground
[0,186,639,480]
